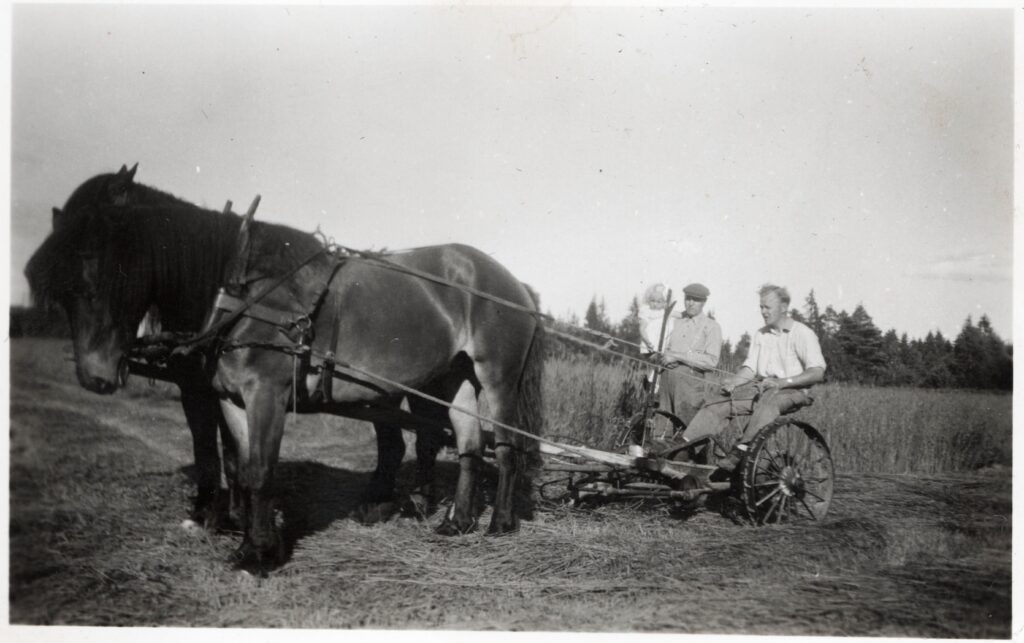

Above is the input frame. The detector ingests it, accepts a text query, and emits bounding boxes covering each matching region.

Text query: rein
[332,245,734,384]
[126,229,764,458]
[167,246,337,356]
[132,238,736,393]
[216,335,633,467]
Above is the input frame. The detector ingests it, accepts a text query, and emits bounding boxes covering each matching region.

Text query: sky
[7,2,1016,346]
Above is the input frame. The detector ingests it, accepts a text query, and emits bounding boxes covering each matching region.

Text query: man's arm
[663,321,722,370]
[721,366,755,394]
[760,367,825,390]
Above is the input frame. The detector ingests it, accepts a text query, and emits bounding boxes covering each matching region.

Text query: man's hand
[761,376,785,390]
[720,376,743,395]
[655,353,676,369]
[721,367,755,395]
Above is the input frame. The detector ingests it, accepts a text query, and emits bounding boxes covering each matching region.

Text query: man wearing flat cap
[656,282,722,434]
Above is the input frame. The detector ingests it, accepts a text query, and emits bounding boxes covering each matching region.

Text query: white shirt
[639,305,673,353]
[743,319,827,379]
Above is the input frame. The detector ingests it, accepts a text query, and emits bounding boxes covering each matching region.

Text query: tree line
[12,287,1013,391]
[566,290,1012,391]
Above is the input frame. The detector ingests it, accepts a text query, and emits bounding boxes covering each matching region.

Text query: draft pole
[642,289,676,447]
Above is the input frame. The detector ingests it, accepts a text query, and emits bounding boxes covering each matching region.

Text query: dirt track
[8,339,1012,635]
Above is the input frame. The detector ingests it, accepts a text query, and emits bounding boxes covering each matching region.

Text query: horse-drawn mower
[534,290,835,525]
[537,413,834,525]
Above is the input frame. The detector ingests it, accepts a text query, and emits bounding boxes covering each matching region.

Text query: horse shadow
[180,456,492,560]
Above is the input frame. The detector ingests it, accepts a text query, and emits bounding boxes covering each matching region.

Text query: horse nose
[78,371,118,395]
[75,350,123,394]
[95,378,118,395]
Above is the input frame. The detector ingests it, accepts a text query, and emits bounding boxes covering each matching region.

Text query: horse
[44,162,446,528]
[45,165,239,530]
[26,202,545,572]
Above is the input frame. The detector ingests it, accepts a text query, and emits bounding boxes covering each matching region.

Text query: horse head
[60,163,140,216]
[26,206,152,394]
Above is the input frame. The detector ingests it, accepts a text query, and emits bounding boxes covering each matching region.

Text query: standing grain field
[9,339,1011,635]
[543,353,1012,473]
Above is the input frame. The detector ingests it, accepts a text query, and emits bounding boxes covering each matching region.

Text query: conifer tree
[834,304,886,384]
[734,332,751,365]
[616,296,642,349]
[584,296,612,335]
[804,290,826,338]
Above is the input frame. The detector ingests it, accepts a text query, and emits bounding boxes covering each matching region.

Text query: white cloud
[908,251,1011,283]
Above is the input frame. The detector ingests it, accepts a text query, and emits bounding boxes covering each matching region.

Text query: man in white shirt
[680,284,826,471]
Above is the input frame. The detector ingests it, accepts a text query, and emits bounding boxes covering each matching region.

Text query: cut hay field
[8,339,1011,636]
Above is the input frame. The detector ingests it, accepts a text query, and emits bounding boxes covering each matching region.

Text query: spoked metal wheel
[742,418,834,525]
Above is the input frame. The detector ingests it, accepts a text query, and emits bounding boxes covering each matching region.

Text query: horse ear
[52,207,65,231]
[117,163,138,181]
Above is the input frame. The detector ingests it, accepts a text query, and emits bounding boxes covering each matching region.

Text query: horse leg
[489,443,519,533]
[473,321,544,534]
[219,412,243,530]
[480,355,543,534]
[405,397,449,519]
[481,382,523,534]
[179,384,223,530]
[219,388,288,574]
[353,419,404,525]
[436,380,482,536]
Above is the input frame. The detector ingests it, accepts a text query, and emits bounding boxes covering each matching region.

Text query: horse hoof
[401,493,434,519]
[354,501,398,525]
[435,517,477,536]
[180,518,203,533]
[230,547,265,577]
[191,511,239,535]
[236,569,257,582]
[230,541,282,577]
[486,516,519,535]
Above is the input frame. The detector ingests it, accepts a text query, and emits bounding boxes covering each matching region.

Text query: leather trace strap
[170,246,333,356]
[209,289,304,329]
[310,289,345,404]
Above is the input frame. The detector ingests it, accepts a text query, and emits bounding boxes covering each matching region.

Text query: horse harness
[194,243,352,404]
[123,224,756,460]
[126,211,740,433]
[127,202,352,403]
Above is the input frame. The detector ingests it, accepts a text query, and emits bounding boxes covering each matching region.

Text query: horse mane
[123,206,246,330]
[27,204,244,332]
[28,197,335,332]
[245,219,332,309]
[61,168,192,214]
[25,223,78,309]
[122,181,192,207]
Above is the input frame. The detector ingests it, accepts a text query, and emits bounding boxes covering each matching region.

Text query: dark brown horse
[44,166,508,530]
[44,165,238,530]
[26,202,544,572]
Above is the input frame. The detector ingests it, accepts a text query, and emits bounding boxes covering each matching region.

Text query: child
[638,282,669,355]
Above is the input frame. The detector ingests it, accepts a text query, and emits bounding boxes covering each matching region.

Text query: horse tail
[512,315,545,519]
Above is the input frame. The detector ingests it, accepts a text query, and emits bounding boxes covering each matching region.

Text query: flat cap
[682,283,710,299]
